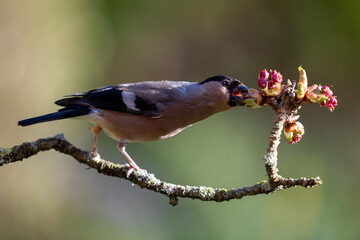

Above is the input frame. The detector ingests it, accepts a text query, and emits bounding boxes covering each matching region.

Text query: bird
[18,75,249,176]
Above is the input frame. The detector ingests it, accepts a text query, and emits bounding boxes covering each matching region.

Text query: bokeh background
[0,0,359,239]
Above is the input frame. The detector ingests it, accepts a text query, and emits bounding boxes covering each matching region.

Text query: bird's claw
[89,151,101,162]
[126,166,147,178]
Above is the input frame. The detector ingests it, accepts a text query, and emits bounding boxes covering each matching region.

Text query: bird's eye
[221,80,230,87]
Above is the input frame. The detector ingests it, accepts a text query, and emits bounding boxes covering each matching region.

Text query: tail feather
[18,106,91,127]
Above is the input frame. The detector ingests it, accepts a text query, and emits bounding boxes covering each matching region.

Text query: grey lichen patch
[88,154,102,164]
[180,185,193,195]
[198,186,215,200]
[147,179,158,187]
[314,177,323,185]
[304,177,323,188]
[0,148,11,156]
[265,153,278,165]
[0,148,12,165]
[145,173,160,186]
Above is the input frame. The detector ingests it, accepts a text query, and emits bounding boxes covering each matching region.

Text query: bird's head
[200,75,249,107]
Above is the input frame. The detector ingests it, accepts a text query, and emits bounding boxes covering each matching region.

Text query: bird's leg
[89,125,102,157]
[117,140,146,177]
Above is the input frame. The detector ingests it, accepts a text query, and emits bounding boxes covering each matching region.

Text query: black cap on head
[200,75,234,85]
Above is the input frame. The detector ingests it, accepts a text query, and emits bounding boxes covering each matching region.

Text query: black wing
[55,86,163,117]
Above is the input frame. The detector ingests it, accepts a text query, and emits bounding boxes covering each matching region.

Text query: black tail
[18,105,91,127]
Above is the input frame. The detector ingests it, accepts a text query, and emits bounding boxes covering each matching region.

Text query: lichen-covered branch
[0,129,321,206]
[265,109,286,188]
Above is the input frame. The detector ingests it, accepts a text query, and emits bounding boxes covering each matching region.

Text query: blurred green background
[0,0,359,239]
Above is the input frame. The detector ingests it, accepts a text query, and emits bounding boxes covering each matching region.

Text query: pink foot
[126,165,147,178]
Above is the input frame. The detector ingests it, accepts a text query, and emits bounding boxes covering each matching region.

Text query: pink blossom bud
[268,81,275,89]
[284,122,305,144]
[270,70,283,83]
[259,70,269,79]
[258,78,267,89]
[321,86,333,97]
[326,96,338,111]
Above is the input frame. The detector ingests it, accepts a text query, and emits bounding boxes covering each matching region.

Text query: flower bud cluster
[306,84,338,111]
[258,69,283,97]
[245,66,338,114]
[248,66,338,144]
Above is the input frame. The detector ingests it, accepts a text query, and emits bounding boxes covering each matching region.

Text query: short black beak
[235,85,249,93]
[231,83,249,106]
